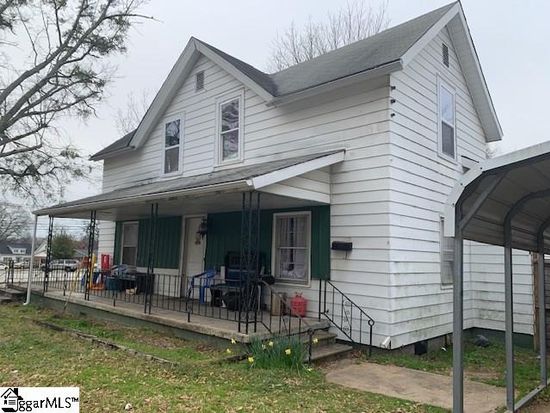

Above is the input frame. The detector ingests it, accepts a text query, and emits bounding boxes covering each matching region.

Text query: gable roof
[92,1,501,160]
[0,241,32,256]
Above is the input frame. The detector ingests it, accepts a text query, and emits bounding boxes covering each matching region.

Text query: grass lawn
[369,340,550,412]
[0,304,446,413]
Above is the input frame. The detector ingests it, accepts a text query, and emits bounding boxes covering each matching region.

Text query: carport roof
[445,140,550,253]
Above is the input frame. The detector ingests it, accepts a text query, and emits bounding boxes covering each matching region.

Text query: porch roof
[35,150,344,219]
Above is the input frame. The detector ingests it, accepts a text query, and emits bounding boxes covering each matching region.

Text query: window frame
[271,211,312,286]
[195,71,205,92]
[440,217,454,286]
[215,89,244,165]
[442,42,450,68]
[120,221,139,266]
[437,76,457,161]
[161,113,184,176]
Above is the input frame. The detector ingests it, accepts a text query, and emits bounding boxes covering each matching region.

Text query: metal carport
[445,141,550,412]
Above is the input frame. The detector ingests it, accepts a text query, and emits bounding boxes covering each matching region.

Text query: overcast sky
[59,0,550,202]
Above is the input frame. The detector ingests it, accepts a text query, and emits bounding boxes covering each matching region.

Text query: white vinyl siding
[388,26,532,347]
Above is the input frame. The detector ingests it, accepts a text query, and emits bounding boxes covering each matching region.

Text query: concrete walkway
[325,362,505,413]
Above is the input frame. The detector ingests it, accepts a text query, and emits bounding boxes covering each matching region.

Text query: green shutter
[118,216,182,270]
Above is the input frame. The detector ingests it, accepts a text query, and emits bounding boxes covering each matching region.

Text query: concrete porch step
[0,287,25,304]
[309,342,353,363]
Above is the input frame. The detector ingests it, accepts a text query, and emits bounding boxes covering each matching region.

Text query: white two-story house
[35,2,533,350]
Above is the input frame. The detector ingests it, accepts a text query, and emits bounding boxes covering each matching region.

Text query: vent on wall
[195,71,205,91]
[442,43,449,67]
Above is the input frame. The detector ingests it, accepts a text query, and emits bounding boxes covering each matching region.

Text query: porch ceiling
[35,150,344,220]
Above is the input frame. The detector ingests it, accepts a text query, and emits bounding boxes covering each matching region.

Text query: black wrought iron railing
[259,280,315,363]
[319,279,375,355]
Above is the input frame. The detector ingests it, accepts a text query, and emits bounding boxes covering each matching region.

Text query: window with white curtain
[440,217,454,285]
[217,91,243,163]
[121,222,138,266]
[272,212,311,284]
[164,118,181,174]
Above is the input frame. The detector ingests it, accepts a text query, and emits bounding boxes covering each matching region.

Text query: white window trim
[440,216,454,288]
[161,113,184,176]
[215,89,244,166]
[271,211,312,287]
[120,221,139,266]
[442,42,450,68]
[437,76,457,162]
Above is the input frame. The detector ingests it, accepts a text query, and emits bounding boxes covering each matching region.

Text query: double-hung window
[217,92,242,163]
[440,218,454,285]
[272,212,311,285]
[121,222,138,266]
[438,78,456,159]
[164,117,182,174]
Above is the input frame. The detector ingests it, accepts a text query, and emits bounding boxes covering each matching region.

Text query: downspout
[24,214,38,305]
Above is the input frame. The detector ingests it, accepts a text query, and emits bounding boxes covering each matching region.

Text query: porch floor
[36,288,329,343]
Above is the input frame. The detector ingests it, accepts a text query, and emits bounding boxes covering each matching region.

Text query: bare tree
[115,89,151,135]
[269,0,389,71]
[0,202,31,242]
[0,0,151,201]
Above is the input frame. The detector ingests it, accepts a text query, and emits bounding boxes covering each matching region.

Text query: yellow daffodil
[261,344,266,350]
[231,338,237,344]
[307,368,313,372]
[285,348,291,355]
[268,341,274,347]
[247,356,254,363]
[226,348,232,354]
[312,338,319,344]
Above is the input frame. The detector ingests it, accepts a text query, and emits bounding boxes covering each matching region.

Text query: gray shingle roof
[92,2,455,160]
[37,151,343,215]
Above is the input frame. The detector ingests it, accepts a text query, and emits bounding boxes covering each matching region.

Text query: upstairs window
[217,92,243,163]
[438,79,456,159]
[272,212,311,285]
[164,118,181,174]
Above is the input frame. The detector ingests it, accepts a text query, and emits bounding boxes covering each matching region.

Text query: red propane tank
[290,293,307,317]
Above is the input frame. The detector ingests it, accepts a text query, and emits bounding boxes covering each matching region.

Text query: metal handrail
[259,280,315,363]
[319,279,375,355]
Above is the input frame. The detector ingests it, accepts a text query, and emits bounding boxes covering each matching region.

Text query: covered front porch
[23,152,349,344]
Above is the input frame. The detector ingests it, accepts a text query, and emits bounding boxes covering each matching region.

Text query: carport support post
[504,221,515,411]
[452,224,464,413]
[537,240,547,385]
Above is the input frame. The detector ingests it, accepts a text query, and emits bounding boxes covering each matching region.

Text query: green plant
[248,336,306,370]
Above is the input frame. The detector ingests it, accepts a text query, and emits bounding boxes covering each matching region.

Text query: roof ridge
[268,1,457,76]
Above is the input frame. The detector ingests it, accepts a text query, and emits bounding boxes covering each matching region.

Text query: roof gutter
[34,180,252,217]
[267,60,403,107]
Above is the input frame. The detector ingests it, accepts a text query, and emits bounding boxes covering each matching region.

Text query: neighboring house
[0,241,32,264]
[35,2,533,349]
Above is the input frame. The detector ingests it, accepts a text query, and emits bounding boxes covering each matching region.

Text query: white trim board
[250,151,345,189]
